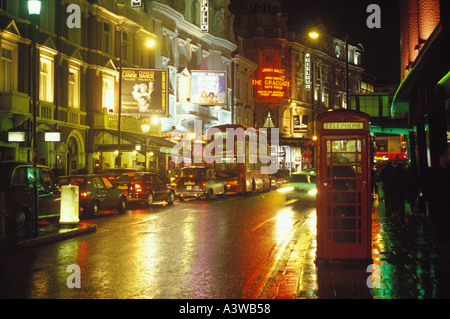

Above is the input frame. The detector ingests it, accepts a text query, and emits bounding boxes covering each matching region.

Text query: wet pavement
[266,198,450,299]
[2,194,450,299]
[0,220,96,252]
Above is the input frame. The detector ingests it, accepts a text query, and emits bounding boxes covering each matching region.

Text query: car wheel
[146,193,154,206]
[179,196,185,202]
[118,196,127,214]
[167,191,175,205]
[91,200,100,217]
[10,207,30,231]
[206,188,213,200]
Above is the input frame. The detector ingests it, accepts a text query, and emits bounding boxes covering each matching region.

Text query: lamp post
[28,0,41,237]
[309,30,350,108]
[141,123,151,171]
[117,37,156,168]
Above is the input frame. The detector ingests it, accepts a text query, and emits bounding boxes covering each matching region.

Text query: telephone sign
[316,110,372,263]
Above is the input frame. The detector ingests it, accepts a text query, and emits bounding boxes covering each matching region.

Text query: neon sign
[305,53,311,91]
[253,48,290,103]
[201,0,209,33]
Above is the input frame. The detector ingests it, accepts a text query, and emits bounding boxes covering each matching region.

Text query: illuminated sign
[131,0,141,7]
[323,122,364,130]
[121,68,169,117]
[190,70,227,105]
[201,0,209,33]
[305,53,311,91]
[253,48,290,103]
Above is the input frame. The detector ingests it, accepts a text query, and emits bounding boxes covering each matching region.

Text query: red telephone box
[316,110,372,263]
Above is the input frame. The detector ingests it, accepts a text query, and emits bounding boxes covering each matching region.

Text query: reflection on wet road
[0,191,315,299]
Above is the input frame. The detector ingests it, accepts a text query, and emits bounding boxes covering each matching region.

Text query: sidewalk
[0,219,97,253]
[270,199,450,299]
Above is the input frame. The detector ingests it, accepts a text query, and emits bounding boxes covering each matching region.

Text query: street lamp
[117,36,156,168]
[309,30,349,108]
[28,0,41,237]
[141,123,151,171]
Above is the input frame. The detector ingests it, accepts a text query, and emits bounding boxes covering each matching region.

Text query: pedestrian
[379,162,395,214]
[405,164,419,217]
[391,162,407,224]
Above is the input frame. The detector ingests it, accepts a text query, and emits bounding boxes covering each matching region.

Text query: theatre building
[392,0,450,222]
[233,0,366,172]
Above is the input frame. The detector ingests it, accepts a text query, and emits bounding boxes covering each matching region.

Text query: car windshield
[180,169,206,178]
[289,174,316,184]
[115,173,148,182]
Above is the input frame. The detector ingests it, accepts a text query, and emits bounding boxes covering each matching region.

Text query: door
[321,136,369,258]
[92,176,107,205]
[151,175,167,201]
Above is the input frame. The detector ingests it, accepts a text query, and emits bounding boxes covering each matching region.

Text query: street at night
[0,191,316,299]
[1,0,450,307]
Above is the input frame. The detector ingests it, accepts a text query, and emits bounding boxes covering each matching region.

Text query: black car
[0,162,61,232]
[96,168,144,182]
[58,174,128,218]
[113,172,175,206]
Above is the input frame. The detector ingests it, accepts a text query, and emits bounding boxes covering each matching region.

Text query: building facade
[392,0,450,221]
[233,0,366,171]
[0,0,245,174]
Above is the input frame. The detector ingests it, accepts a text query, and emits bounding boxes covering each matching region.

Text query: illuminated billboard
[252,48,290,103]
[190,70,227,106]
[121,68,169,117]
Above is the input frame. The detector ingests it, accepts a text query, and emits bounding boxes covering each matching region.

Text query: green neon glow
[391,68,413,117]
[437,69,450,87]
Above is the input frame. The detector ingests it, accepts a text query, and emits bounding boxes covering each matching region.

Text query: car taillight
[80,190,88,197]
[202,182,206,188]
[134,184,143,192]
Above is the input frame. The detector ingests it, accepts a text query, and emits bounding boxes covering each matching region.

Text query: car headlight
[308,188,317,195]
[277,186,294,193]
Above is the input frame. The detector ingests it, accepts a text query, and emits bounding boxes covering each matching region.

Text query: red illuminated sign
[253,48,290,103]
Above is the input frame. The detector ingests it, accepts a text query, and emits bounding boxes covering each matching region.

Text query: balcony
[93,112,161,136]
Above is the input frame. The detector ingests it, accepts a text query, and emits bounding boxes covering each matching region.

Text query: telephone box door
[316,110,372,262]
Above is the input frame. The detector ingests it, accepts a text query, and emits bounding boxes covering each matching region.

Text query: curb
[2,224,97,252]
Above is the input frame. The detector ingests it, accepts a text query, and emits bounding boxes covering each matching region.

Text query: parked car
[176,167,227,201]
[96,168,144,182]
[113,172,175,206]
[57,174,128,218]
[277,172,317,200]
[0,162,61,232]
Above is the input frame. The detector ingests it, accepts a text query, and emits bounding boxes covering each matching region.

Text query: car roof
[0,161,50,169]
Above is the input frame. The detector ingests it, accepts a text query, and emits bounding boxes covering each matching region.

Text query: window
[102,23,112,54]
[102,75,114,111]
[359,96,379,117]
[0,48,12,93]
[121,31,129,62]
[40,56,54,103]
[324,92,329,108]
[101,177,113,189]
[68,67,80,109]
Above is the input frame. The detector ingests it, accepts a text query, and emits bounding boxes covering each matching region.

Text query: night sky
[229,0,400,84]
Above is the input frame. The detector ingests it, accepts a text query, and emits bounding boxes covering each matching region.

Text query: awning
[391,23,450,119]
[95,130,175,152]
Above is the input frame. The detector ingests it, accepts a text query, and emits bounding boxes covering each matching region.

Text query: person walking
[379,162,395,214]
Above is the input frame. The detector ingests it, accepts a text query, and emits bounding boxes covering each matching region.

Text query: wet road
[0,190,315,299]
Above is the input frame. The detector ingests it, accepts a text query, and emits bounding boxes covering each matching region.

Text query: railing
[93,113,161,136]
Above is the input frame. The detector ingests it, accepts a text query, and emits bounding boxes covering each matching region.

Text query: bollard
[0,191,6,239]
[60,185,80,225]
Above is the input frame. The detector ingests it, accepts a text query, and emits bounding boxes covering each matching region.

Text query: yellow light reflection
[275,207,295,243]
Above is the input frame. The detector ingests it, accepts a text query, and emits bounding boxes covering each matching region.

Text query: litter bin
[60,185,79,225]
